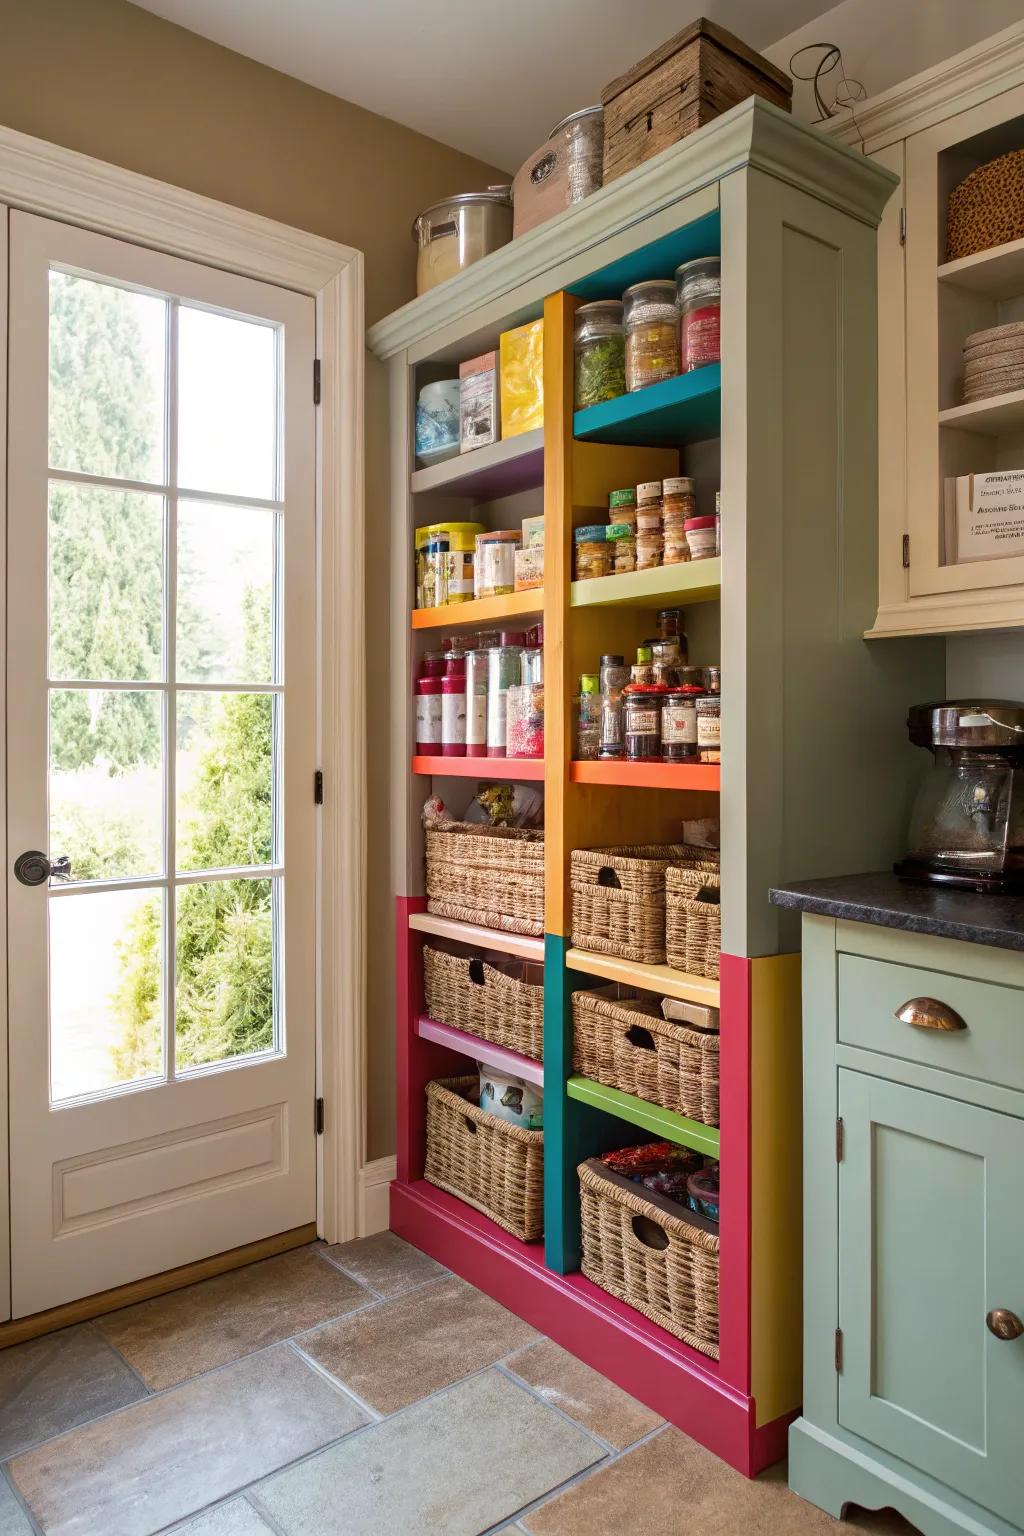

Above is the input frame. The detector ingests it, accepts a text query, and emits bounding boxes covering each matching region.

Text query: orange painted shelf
[411,590,542,631]
[412,755,545,780]
[570,760,720,791]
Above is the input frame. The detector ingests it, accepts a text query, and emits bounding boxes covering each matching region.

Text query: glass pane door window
[46,271,285,1102]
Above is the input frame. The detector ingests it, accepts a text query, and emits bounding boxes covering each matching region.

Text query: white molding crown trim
[358,1157,396,1238]
[367,96,896,360]
[819,21,1024,153]
[0,124,366,1257]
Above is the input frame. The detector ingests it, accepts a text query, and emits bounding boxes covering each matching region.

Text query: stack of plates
[962,321,1024,404]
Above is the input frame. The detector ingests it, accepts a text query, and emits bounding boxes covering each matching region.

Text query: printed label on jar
[663,705,697,744]
[443,552,474,599]
[696,714,721,748]
[441,691,467,746]
[683,306,721,370]
[628,709,660,735]
[466,691,487,746]
[415,694,441,745]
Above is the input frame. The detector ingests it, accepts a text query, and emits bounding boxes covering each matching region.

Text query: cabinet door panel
[839,1071,1024,1526]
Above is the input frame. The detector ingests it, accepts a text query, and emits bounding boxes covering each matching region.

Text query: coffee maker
[895,700,1024,893]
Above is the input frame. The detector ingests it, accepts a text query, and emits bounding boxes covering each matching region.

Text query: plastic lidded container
[415,521,484,608]
[623,280,679,392]
[676,256,721,373]
[464,648,490,757]
[574,524,611,581]
[574,673,601,760]
[486,631,525,756]
[507,681,544,759]
[607,523,636,573]
[441,675,467,756]
[608,487,637,529]
[685,515,718,561]
[415,675,443,754]
[574,300,625,409]
[475,529,521,598]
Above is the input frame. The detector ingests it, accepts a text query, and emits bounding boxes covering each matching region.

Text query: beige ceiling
[128,0,826,171]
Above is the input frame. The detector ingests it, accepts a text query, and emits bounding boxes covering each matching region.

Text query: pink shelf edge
[416,1015,544,1087]
[390,1177,793,1478]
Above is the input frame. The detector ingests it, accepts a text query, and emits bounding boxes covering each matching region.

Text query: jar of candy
[623,280,679,392]
[486,632,525,756]
[574,525,611,581]
[676,257,721,372]
[464,648,490,758]
[507,682,544,759]
[574,300,626,409]
[696,694,721,763]
[574,673,602,759]
[440,675,467,756]
[624,687,663,761]
[661,686,702,763]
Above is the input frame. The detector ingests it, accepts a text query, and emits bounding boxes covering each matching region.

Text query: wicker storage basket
[425,822,544,937]
[665,867,721,979]
[423,946,544,1061]
[947,149,1024,262]
[424,1076,544,1241]
[572,986,720,1126]
[578,1157,719,1356]
[571,844,718,964]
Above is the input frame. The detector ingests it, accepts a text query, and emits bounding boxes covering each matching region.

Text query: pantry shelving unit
[370,98,939,1477]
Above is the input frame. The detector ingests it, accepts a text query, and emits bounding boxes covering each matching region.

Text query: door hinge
[315,1096,325,1136]
[899,207,907,245]
[314,769,324,805]
[835,1116,844,1162]
[313,357,321,405]
[835,1327,844,1373]
[902,533,910,569]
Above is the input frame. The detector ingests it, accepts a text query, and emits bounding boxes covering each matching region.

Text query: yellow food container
[500,318,545,438]
[415,521,485,608]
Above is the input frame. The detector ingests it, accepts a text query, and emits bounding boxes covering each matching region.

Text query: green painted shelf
[571,557,720,610]
[566,1076,721,1157]
[573,364,721,447]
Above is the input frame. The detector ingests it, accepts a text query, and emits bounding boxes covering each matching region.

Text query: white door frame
[0,125,366,1321]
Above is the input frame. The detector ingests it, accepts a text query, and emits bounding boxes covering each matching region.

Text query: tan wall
[0,0,508,1162]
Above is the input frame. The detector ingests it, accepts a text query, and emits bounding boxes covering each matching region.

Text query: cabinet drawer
[838,954,1024,1094]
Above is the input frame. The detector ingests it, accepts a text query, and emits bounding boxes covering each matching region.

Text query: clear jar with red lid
[441,675,467,756]
[415,675,443,754]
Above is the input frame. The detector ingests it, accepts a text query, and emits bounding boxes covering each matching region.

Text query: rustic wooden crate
[601,17,792,184]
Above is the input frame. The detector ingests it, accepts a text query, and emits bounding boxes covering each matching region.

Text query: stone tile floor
[0,1236,921,1536]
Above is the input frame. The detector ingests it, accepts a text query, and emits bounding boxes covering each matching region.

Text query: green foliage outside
[48,272,274,1084]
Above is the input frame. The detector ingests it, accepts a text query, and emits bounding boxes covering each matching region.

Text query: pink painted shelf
[416,1015,544,1087]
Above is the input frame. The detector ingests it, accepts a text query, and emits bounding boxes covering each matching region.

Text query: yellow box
[500,318,544,438]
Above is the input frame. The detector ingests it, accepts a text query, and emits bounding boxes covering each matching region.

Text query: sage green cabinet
[789,916,1024,1536]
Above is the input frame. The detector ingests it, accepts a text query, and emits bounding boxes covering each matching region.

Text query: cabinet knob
[987,1309,1024,1342]
[895,997,967,1033]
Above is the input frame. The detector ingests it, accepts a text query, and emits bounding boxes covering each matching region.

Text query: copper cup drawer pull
[894,997,968,1033]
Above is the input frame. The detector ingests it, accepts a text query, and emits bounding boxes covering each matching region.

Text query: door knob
[895,997,967,1032]
[986,1309,1024,1341]
[14,851,71,886]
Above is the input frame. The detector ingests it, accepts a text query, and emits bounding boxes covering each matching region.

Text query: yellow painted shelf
[565,947,721,1007]
[571,558,721,609]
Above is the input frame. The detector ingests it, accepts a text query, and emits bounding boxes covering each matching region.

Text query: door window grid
[46,269,286,1101]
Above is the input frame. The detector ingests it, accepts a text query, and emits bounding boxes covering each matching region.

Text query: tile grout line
[1,1463,44,1536]
[284,1338,385,1423]
[493,1422,675,1536]
[492,1361,619,1458]
[81,1317,156,1398]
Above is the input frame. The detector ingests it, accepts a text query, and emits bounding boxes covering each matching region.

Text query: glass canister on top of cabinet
[574,300,626,409]
[623,280,679,392]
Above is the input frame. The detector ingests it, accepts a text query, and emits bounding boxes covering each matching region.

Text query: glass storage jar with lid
[575,525,611,580]
[574,673,602,760]
[574,301,625,409]
[623,281,679,392]
[676,256,721,372]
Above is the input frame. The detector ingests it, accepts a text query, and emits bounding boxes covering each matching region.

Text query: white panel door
[6,211,318,1317]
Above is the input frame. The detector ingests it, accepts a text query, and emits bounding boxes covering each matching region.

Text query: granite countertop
[769,872,1024,953]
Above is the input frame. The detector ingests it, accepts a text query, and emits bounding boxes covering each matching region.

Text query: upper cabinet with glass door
[823,23,1024,637]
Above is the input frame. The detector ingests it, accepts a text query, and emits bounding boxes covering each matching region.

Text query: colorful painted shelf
[417,1015,544,1087]
[569,761,719,791]
[567,1076,720,1157]
[413,755,545,781]
[407,910,544,962]
[571,558,720,609]
[410,428,544,499]
[574,365,721,447]
[566,947,721,1008]
[411,590,541,631]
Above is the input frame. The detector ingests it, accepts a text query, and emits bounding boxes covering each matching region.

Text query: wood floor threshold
[0,1222,319,1349]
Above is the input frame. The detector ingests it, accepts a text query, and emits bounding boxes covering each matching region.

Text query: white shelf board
[938,237,1024,300]
[408,910,545,961]
[938,389,1024,437]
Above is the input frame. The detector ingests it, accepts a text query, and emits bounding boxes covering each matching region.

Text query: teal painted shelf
[573,365,721,447]
[566,1076,721,1157]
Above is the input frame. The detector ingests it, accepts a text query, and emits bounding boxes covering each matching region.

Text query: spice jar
[464,648,490,757]
[507,681,544,759]
[651,639,682,689]
[662,686,702,763]
[441,675,467,756]
[623,280,679,392]
[676,257,721,373]
[574,673,601,760]
[415,675,442,754]
[607,523,636,573]
[574,301,626,409]
[656,608,685,642]
[678,665,705,690]
[475,530,520,598]
[703,665,721,694]
[685,515,718,561]
[624,687,663,762]
[574,525,611,581]
[696,694,721,763]
[630,644,655,686]
[486,631,525,756]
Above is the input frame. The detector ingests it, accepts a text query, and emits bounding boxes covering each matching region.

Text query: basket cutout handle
[597,866,622,889]
[462,1115,478,1136]
[468,959,486,985]
[631,1214,669,1251]
[696,884,720,906]
[624,1025,656,1053]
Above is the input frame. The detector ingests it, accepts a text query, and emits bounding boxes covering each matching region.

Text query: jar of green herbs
[574,300,625,409]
